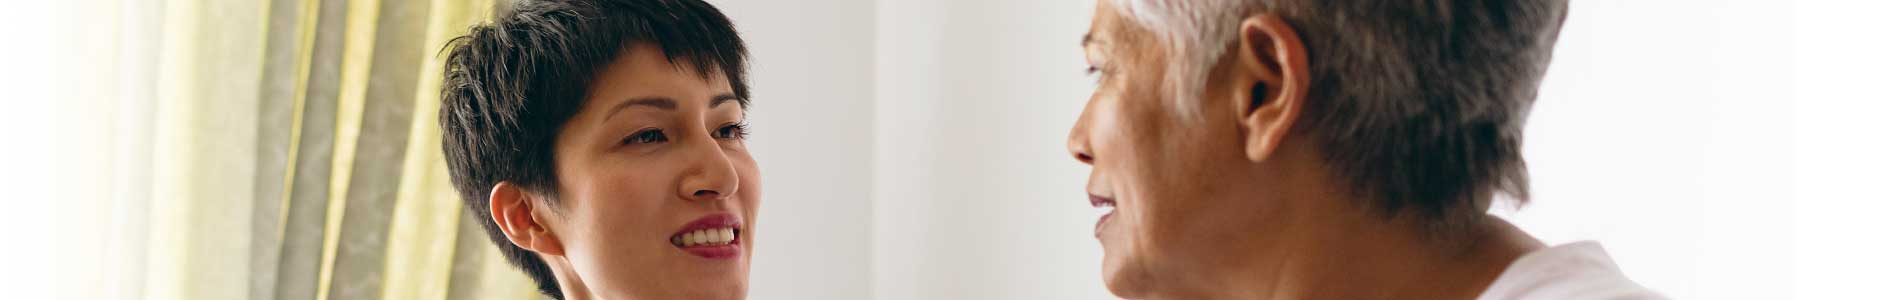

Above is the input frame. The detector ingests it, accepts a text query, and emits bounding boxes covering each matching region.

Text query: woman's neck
[547,257,595,300]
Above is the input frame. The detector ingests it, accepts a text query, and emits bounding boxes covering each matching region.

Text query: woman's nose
[679,139,739,202]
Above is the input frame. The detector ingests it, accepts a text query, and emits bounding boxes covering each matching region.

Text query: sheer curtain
[42,0,542,299]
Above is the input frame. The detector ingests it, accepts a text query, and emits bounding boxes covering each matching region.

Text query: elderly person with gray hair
[1067,0,1662,299]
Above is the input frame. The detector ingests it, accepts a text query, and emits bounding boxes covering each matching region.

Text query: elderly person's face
[1069,0,1321,298]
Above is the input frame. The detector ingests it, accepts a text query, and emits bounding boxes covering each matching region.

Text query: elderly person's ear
[1231,13,1309,162]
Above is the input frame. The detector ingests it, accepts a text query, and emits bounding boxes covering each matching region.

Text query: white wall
[1503,0,1900,299]
[1501,1,1752,298]
[712,0,875,299]
[872,0,1109,299]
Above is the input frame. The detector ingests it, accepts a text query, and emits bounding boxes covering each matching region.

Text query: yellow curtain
[140,0,541,299]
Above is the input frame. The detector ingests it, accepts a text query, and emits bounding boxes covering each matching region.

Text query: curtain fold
[133,0,540,299]
[146,0,268,299]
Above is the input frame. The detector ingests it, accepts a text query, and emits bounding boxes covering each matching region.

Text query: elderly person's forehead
[1080,2,1146,51]
[1081,2,1122,48]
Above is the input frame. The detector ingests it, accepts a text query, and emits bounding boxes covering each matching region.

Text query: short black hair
[437,0,748,298]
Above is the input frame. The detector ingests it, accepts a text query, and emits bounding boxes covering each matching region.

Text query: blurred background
[7,0,1898,299]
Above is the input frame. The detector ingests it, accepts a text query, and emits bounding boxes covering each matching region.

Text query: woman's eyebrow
[600,93,745,123]
[602,97,678,123]
[710,93,743,109]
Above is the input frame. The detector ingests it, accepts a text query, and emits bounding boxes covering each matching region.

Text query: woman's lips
[671,213,743,259]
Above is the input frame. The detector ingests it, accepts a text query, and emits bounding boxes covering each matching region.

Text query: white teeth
[1094,203,1114,217]
[675,227,739,247]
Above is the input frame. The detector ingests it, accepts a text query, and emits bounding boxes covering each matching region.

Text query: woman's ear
[1231,13,1310,162]
[490,182,565,256]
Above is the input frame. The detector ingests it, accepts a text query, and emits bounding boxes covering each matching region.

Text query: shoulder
[1478,241,1668,300]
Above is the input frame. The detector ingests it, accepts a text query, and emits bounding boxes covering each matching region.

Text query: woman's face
[547,44,761,300]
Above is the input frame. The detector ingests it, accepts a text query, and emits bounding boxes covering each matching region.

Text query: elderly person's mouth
[1091,194,1117,238]
[671,213,744,259]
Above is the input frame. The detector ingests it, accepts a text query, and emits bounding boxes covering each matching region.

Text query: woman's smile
[671,213,745,260]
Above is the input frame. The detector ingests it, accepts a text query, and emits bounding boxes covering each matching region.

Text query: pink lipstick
[670,213,743,259]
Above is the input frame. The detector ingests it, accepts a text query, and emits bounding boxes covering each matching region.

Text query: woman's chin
[674,280,748,300]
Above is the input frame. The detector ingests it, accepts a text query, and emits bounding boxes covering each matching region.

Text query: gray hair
[1110,0,1569,232]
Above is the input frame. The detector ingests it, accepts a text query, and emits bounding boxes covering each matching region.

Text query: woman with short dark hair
[438,1,759,299]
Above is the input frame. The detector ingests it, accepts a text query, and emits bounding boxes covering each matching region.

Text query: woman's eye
[714,122,749,140]
[622,128,668,145]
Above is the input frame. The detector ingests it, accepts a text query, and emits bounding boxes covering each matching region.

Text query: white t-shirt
[1478,241,1667,300]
